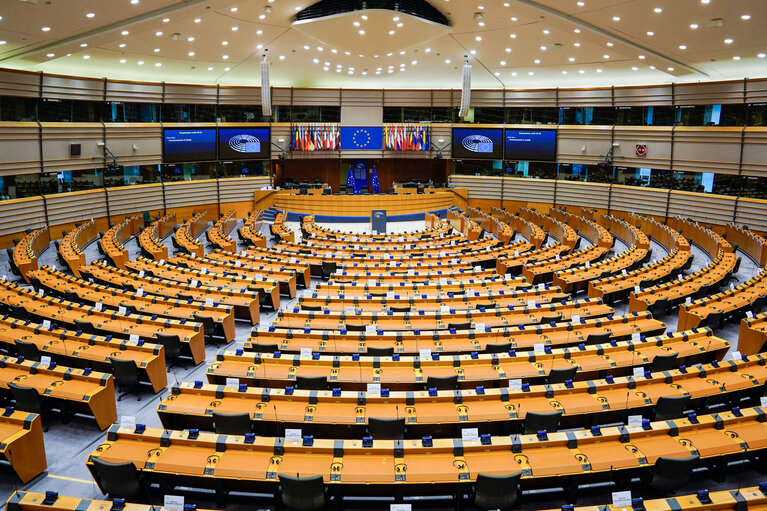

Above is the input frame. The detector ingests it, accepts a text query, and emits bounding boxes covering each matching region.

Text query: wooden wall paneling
[374,159,434,190]
[106,183,164,217]
[44,189,107,227]
[431,89,458,107]
[667,191,736,225]
[734,198,767,232]
[271,88,292,106]
[470,90,505,108]
[163,84,218,105]
[745,79,767,105]
[41,123,103,173]
[430,124,452,156]
[41,75,104,101]
[674,80,745,105]
[672,127,742,174]
[741,127,767,178]
[383,89,433,107]
[555,181,611,210]
[556,125,612,165]
[270,124,292,158]
[0,123,41,176]
[219,176,271,204]
[609,185,669,218]
[503,88,557,107]
[284,158,340,191]
[292,88,341,106]
[612,126,671,169]
[340,89,384,107]
[448,175,502,200]
[558,87,613,107]
[505,177,556,204]
[613,84,673,107]
[105,123,163,167]
[218,86,261,105]
[0,197,46,239]
[163,179,218,209]
[105,80,163,103]
[0,69,40,98]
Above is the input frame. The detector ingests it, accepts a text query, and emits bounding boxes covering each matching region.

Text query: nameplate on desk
[474,322,485,331]
[533,343,545,353]
[461,428,479,442]
[632,367,645,378]
[225,377,239,388]
[622,269,627,275]
[387,292,395,299]
[685,297,692,304]
[509,379,522,390]
[627,415,643,428]
[612,491,632,508]
[631,333,640,342]
[118,307,127,315]
[37,289,44,297]
[440,306,450,313]
[139,271,145,278]
[365,324,376,333]
[747,311,754,318]
[731,351,741,360]
[761,396,767,408]
[159,259,165,265]
[164,495,184,511]
[40,356,52,367]
[137,288,144,295]
[505,274,512,280]
[95,302,103,311]
[205,298,214,306]
[419,349,432,359]
[390,505,411,511]
[345,307,356,314]
[366,383,381,396]
[120,415,136,429]
[191,280,199,288]
[527,300,537,308]
[129,334,139,343]
[538,283,546,290]
[585,261,590,268]
[285,429,302,442]
[634,286,641,293]
[300,348,312,359]
[571,315,580,323]
[42,320,51,329]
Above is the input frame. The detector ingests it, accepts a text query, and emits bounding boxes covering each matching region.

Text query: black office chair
[647,454,699,493]
[154,333,184,367]
[367,346,394,357]
[700,311,723,330]
[426,375,459,390]
[8,304,30,322]
[467,472,523,511]
[250,343,279,353]
[475,302,496,310]
[8,383,49,431]
[73,319,96,335]
[447,322,472,331]
[108,357,143,402]
[345,324,366,332]
[301,304,322,312]
[694,285,710,300]
[212,411,252,435]
[193,314,224,345]
[523,410,563,434]
[484,342,512,353]
[6,248,22,277]
[547,366,577,384]
[648,298,669,317]
[585,332,611,345]
[389,306,411,313]
[650,352,677,372]
[53,241,68,267]
[296,375,328,390]
[176,293,195,302]
[539,313,563,324]
[321,262,337,279]
[653,395,690,421]
[89,458,145,499]
[14,340,41,361]
[367,417,405,439]
[277,474,328,511]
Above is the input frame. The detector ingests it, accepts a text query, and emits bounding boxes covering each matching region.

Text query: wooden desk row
[59,220,98,278]
[239,209,267,249]
[522,207,580,251]
[159,353,766,436]
[87,406,767,494]
[330,267,503,284]
[248,312,666,355]
[209,329,728,390]
[304,214,455,245]
[80,262,260,324]
[668,216,733,259]
[555,245,650,295]
[13,227,50,283]
[101,214,143,269]
[497,243,572,276]
[207,209,237,253]
[0,356,116,429]
[739,311,767,355]
[0,314,167,393]
[138,213,176,261]
[204,249,311,287]
[0,277,205,366]
[272,212,294,243]
[724,222,767,266]
[491,207,546,249]
[629,213,691,254]
[30,265,236,343]
[173,211,208,258]
[447,209,482,241]
[0,410,46,483]
[466,206,514,243]
[522,242,611,285]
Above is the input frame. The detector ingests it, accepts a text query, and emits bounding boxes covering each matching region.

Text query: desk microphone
[395,405,399,422]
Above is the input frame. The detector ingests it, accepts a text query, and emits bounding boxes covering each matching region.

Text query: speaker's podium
[371,210,386,234]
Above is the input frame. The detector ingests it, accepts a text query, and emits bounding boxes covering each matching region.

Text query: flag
[371,167,380,194]
[346,167,355,192]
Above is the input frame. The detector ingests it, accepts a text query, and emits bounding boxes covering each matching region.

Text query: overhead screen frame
[162,126,272,163]
[504,128,558,162]
[218,127,272,160]
[450,127,558,161]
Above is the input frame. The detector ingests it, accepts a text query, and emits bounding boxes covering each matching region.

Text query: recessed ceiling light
[573,28,580,33]
[534,59,540,63]
[759,53,766,58]
[137,60,144,65]
[41,26,50,32]
[638,54,646,59]
[155,31,163,36]
[358,30,365,35]
[469,49,476,54]
[119,59,126,63]
[494,72,500,76]
[222,41,228,45]
[153,48,160,52]
[303,45,310,49]
[207,66,214,71]
[528,71,534,75]
[568,56,575,61]
[345,50,350,55]
[724,38,733,44]
[396,22,403,27]
[388,30,395,35]
[646,31,654,36]
[596,68,603,72]
[603,54,610,58]
[509,33,516,38]
[607,42,614,47]
[733,56,741,60]
[256,30,263,35]
[511,72,517,76]
[505,47,511,52]
[119,43,126,48]
[317,46,323,51]
[540,45,547,51]
[331,49,338,53]
[679,45,687,50]
[230,7,237,12]
[224,67,230,71]
[162,18,169,22]
[667,66,675,71]
[312,58,319,63]
[130,0,138,4]
[80,43,88,47]
[511,16,518,21]
[690,23,699,29]
[701,0,710,3]
[574,42,581,47]
[444,59,451,63]
[562,70,568,74]
[475,36,482,41]
[653,7,662,13]
[222,54,228,59]
[86,13,95,18]
[577,1,584,6]
[393,16,400,21]
[46,52,54,56]
[399,50,405,55]
[612,16,620,21]
[194,18,201,23]
[361,15,368,20]
[542,29,550,34]
[578,69,585,74]
[478,21,485,26]
[83,55,90,59]
[386,52,393,56]
[256,44,263,49]
[649,65,656,69]
[632,66,638,70]
[232,26,238,31]
[155,62,162,67]
[741,14,751,20]
[259,14,265,19]
[121,30,129,35]
[500,60,506,65]
[353,21,360,27]
[188,51,195,56]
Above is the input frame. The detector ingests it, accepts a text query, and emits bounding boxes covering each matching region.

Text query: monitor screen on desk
[218,127,271,160]
[451,128,504,160]
[504,129,557,161]
[163,129,217,163]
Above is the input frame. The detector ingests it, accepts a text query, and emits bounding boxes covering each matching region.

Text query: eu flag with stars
[340,127,383,150]
[371,167,380,194]
[345,167,355,192]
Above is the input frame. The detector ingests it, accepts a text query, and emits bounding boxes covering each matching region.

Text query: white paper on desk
[461,428,479,442]
[118,306,127,315]
[685,297,692,304]
[120,415,136,429]
[138,270,145,278]
[533,343,545,353]
[40,356,51,366]
[747,311,754,318]
[365,324,376,333]
[205,298,214,306]
[571,314,580,323]
[407,269,415,276]
[474,265,482,272]
[632,367,645,378]
[137,288,144,295]
[285,429,302,442]
[631,332,640,342]
[300,347,312,359]
[366,383,381,396]
[634,285,642,293]
[761,396,767,408]
[514,251,520,257]
[731,351,742,360]
[159,259,165,265]
[42,320,51,329]
[345,306,356,314]
[164,495,184,511]
[1,275,6,281]
[555,254,560,261]
[585,261,590,268]
[37,289,44,297]
[509,379,522,390]
[505,274,512,280]
[538,283,546,290]
[225,377,239,388]
[386,292,395,299]
[627,415,643,428]
[130,334,139,343]
[440,305,450,313]
[474,322,485,331]
[622,269,628,275]
[390,505,412,511]
[527,300,536,308]
[94,302,103,311]
[612,491,632,508]
[419,348,431,359]
[191,280,199,288]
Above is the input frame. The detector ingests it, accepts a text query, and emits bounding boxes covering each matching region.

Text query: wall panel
[0,123,40,176]
[555,181,610,210]
[164,179,218,209]
[0,197,45,237]
[745,79,767,105]
[609,185,668,217]
[675,80,745,105]
[105,80,163,103]
[673,127,742,174]
[105,123,163,167]
[613,126,671,169]
[668,191,736,225]
[735,198,767,232]
[558,87,612,107]
[504,89,557,107]
[292,88,341,106]
[340,89,384,107]
[0,69,40,98]
[45,189,107,226]
[471,90,505,108]
[383,89,434,107]
[741,128,767,178]
[106,183,164,216]
[42,75,104,101]
[219,177,271,204]
[41,123,103,173]
[556,126,612,165]
[218,86,261,105]
[613,85,673,107]
[431,89,458,108]
[164,84,217,104]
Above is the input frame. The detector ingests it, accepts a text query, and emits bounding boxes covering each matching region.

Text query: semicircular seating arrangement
[3,197,767,511]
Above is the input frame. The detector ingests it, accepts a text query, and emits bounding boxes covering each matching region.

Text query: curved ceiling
[0,0,764,89]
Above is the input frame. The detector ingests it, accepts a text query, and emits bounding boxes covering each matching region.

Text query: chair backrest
[8,383,42,414]
[90,458,143,499]
[547,366,577,384]
[366,346,394,357]
[585,332,611,345]
[473,472,523,511]
[154,333,182,360]
[345,323,366,332]
[301,304,322,312]
[296,375,328,390]
[650,454,700,492]
[14,340,41,361]
[447,322,472,331]
[388,306,411,313]
[484,342,512,354]
[523,410,563,434]
[539,314,562,324]
[73,319,95,334]
[367,417,405,439]
[654,394,690,421]
[426,375,459,390]
[250,343,278,353]
[650,352,677,372]
[278,474,326,511]
[321,261,337,278]
[212,411,251,435]
[193,314,216,338]
[108,357,140,387]
[648,298,669,317]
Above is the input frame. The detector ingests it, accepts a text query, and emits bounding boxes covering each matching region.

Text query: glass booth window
[451,160,503,176]
[160,162,216,182]
[218,160,268,178]
[104,164,161,188]
[39,99,103,122]
[161,104,216,123]
[506,107,559,125]
[505,161,557,180]
[0,96,37,121]
[747,104,767,126]
[217,104,268,123]
[0,174,41,200]
[106,102,159,123]
[560,107,615,125]
[50,169,104,194]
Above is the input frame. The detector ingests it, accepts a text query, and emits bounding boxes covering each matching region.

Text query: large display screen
[504,129,557,161]
[163,129,217,163]
[218,127,271,160]
[451,128,504,160]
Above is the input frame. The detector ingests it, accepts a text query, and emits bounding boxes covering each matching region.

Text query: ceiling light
[396,22,403,27]
[470,49,476,54]
[638,54,646,59]
[425,48,431,52]
[562,70,568,74]
[701,0,710,3]
[724,38,733,44]
[155,31,163,36]
[256,44,262,48]
[574,42,581,47]
[331,49,338,53]
[46,52,54,56]
[511,72,517,76]
[83,55,90,59]
[361,15,368,20]
[679,45,687,49]
[119,59,126,63]
[509,33,516,38]
[500,60,506,65]
[41,26,50,32]
[649,65,656,69]
[603,54,610,58]
[162,18,170,22]
[573,28,581,33]
[222,41,228,45]
[119,43,126,48]
[353,21,360,26]
[194,18,201,23]
[86,13,95,18]
[411,60,417,65]
[130,0,138,3]
[188,51,195,56]
[313,58,319,63]
[596,68,603,72]
[607,42,614,46]
[543,29,550,34]
[222,54,229,59]
[323,66,329,71]
[690,23,698,29]
[155,62,162,67]
[444,59,451,63]
[388,30,395,35]
[256,30,263,35]
[578,69,585,74]
[632,66,638,70]
[317,46,323,51]
[399,50,405,55]
[653,7,662,13]
[534,59,540,64]
[667,66,675,71]
[230,7,237,12]
[505,47,511,52]
[494,72,500,76]
[303,45,310,49]
[612,16,620,21]
[478,21,485,26]
[577,1,584,5]
[393,16,400,21]
[568,56,575,61]
[232,26,238,31]
[344,50,350,55]
[207,66,214,71]
[224,67,230,71]
[511,16,518,21]
[733,56,741,60]
[528,71,534,76]
[475,36,482,41]
[540,45,547,51]
[646,31,654,36]
[259,14,265,19]
[121,30,129,35]
[358,30,365,35]
[759,53,766,58]
[153,48,160,52]
[741,14,751,20]
[80,43,88,47]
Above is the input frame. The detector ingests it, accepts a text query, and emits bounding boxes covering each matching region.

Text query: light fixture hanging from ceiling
[459,56,472,118]
[261,52,272,116]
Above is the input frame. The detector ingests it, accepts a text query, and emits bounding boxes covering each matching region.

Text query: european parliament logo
[462,134,494,153]
[340,127,383,150]
[228,134,261,154]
